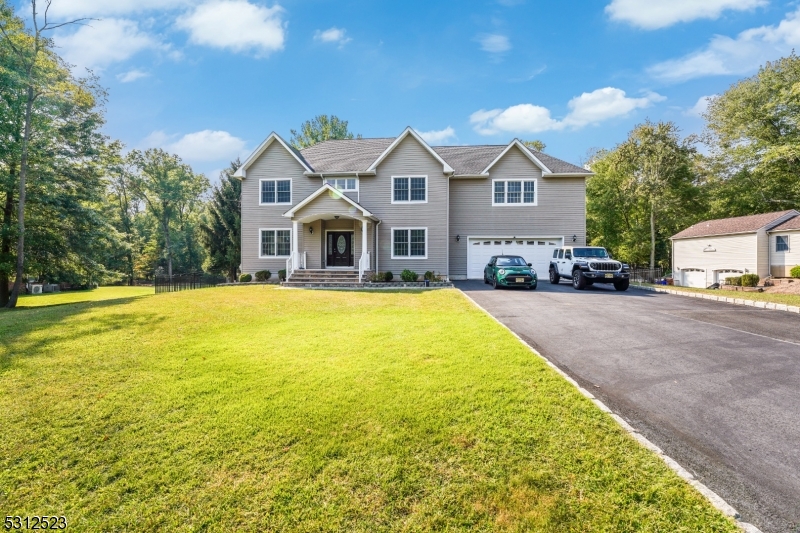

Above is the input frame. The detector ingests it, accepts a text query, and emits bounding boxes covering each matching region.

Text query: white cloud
[57,18,166,71]
[418,127,456,144]
[648,7,800,82]
[606,0,766,30]
[117,69,150,83]
[685,95,717,116]
[143,130,248,162]
[314,27,351,46]
[477,34,511,53]
[48,0,190,17]
[176,0,286,56]
[470,87,664,135]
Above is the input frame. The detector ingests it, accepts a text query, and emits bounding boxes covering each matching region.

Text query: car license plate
[516,277,524,283]
[605,273,613,278]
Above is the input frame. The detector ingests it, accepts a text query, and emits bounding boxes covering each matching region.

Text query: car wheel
[483,273,489,284]
[549,268,559,284]
[492,276,499,290]
[572,270,587,290]
[614,279,630,292]
[529,282,537,290]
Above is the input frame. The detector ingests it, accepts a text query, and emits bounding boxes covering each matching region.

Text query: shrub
[239,273,252,283]
[740,273,760,287]
[278,269,287,281]
[366,272,383,282]
[791,265,800,278]
[401,269,418,282]
[384,271,393,282]
[255,270,271,282]
[724,276,741,286]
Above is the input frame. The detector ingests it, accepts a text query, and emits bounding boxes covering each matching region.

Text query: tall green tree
[704,54,800,212]
[289,115,360,149]
[201,160,241,281]
[128,149,209,278]
[522,139,546,152]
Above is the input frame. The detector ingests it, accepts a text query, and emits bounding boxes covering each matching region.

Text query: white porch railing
[358,252,370,282]
[303,251,307,269]
[286,252,299,281]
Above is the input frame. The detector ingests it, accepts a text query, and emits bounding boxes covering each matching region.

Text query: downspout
[767,230,771,279]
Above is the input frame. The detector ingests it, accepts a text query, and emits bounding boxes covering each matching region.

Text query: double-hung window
[392,176,427,203]
[260,179,292,205]
[392,228,427,259]
[776,235,789,252]
[493,179,536,206]
[325,178,357,191]
[260,229,291,257]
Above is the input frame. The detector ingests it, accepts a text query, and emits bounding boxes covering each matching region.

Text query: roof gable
[283,183,373,218]
[367,127,454,173]
[671,210,799,239]
[481,140,552,174]
[769,215,800,232]
[233,132,312,178]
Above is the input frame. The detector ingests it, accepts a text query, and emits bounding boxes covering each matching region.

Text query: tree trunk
[650,203,656,270]
[164,220,173,279]
[0,185,14,307]
[7,85,34,309]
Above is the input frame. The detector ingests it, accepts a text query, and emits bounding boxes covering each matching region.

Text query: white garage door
[682,270,706,288]
[468,238,562,279]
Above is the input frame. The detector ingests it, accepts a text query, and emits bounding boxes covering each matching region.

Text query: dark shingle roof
[298,138,591,175]
[770,215,800,232]
[672,210,798,239]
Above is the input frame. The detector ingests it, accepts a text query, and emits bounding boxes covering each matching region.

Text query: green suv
[483,255,538,290]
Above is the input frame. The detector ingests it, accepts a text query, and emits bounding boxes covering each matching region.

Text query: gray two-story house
[234,127,592,281]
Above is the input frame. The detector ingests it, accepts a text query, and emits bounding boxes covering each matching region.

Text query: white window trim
[491,178,538,207]
[391,175,428,204]
[258,228,292,258]
[259,178,293,206]
[391,227,428,259]
[324,177,359,192]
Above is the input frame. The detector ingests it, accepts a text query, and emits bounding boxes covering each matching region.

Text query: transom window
[392,228,427,258]
[325,178,357,191]
[493,179,536,206]
[392,176,427,203]
[260,179,291,205]
[260,229,291,257]
[776,235,789,252]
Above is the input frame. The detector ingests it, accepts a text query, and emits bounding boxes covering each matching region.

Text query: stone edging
[631,284,800,314]
[458,290,763,533]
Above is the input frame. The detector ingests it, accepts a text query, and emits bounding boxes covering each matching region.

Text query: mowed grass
[0,286,736,532]
[637,282,800,306]
[16,286,153,308]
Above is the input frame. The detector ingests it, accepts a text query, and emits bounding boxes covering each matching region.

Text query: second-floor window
[326,178,357,191]
[493,179,536,206]
[260,179,291,205]
[392,176,427,203]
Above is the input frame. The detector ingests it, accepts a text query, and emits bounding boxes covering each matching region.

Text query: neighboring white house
[671,210,800,288]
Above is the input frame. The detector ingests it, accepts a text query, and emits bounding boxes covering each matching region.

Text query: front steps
[282,269,365,288]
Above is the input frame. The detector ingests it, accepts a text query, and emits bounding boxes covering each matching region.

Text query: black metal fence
[628,266,667,285]
[154,273,227,294]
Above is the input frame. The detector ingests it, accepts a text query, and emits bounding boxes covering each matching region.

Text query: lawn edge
[631,284,800,314]
[456,289,762,533]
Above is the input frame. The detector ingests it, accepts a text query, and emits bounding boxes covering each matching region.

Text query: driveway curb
[458,290,763,533]
[631,284,800,314]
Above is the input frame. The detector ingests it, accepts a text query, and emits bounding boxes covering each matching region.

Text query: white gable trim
[480,139,552,175]
[283,183,373,218]
[366,127,454,173]
[233,132,312,178]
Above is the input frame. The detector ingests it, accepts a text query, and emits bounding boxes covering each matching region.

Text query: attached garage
[681,269,707,288]
[467,237,562,279]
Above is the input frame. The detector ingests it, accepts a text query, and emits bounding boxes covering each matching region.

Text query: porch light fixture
[572,234,577,242]
[334,215,339,219]
[309,227,313,234]
[456,235,460,242]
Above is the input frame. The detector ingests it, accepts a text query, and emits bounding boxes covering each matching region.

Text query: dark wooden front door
[327,231,353,267]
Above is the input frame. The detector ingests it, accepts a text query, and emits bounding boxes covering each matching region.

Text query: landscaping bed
[0,287,736,531]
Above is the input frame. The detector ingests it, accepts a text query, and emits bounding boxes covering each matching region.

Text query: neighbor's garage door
[682,269,707,288]
[468,238,562,279]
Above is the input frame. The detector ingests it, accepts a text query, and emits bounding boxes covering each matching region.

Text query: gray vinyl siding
[448,146,586,278]
[360,137,449,276]
[240,142,320,275]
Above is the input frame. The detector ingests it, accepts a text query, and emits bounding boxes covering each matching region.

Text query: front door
[327,231,354,267]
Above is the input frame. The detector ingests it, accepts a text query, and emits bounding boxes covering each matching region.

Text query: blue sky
[29,0,800,178]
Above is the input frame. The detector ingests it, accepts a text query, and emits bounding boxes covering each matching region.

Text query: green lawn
[0,286,736,532]
[16,286,153,308]
[636,282,800,307]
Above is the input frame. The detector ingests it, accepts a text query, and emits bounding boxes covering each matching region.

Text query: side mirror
[527,263,532,267]
[487,263,492,267]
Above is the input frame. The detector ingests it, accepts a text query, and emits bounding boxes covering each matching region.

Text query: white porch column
[292,220,299,266]
[361,218,369,270]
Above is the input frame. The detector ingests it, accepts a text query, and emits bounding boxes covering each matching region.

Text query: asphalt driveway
[456,280,800,533]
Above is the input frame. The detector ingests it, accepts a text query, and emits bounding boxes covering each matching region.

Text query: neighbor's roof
[770,215,800,232]
[671,210,798,239]
[298,138,591,176]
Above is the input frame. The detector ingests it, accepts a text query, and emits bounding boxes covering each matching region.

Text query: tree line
[587,54,800,269]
